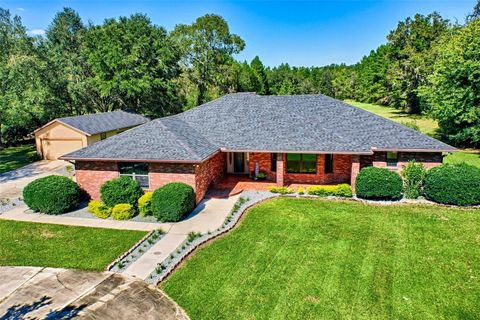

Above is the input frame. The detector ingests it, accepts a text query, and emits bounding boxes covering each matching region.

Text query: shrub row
[307,184,352,197]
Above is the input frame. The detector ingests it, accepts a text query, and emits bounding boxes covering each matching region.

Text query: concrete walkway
[0,205,168,231]
[0,267,188,319]
[0,160,69,199]
[123,195,239,279]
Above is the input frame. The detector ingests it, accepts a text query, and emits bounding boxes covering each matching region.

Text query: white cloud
[28,29,46,36]
[16,7,25,11]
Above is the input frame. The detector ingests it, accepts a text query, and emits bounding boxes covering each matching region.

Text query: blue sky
[0,0,476,66]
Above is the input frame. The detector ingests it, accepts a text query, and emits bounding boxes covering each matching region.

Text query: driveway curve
[0,267,188,320]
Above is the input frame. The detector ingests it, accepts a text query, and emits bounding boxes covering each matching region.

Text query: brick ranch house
[61,93,456,203]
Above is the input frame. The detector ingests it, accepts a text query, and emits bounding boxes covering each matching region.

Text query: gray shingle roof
[62,93,455,162]
[58,111,149,135]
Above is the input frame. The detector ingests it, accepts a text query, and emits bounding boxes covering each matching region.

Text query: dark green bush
[355,167,403,200]
[23,175,82,215]
[424,164,480,206]
[100,176,144,208]
[401,161,426,199]
[151,183,195,222]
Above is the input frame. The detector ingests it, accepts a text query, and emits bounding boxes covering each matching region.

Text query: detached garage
[34,111,149,160]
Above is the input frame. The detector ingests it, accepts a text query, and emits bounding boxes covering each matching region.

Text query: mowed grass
[162,198,480,320]
[345,100,439,136]
[444,151,480,168]
[0,145,37,174]
[0,220,146,270]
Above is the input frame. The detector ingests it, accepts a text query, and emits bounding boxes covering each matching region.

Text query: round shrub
[111,203,135,220]
[151,183,195,222]
[87,200,111,219]
[23,175,82,215]
[138,192,153,217]
[424,164,480,206]
[355,167,403,201]
[100,176,144,208]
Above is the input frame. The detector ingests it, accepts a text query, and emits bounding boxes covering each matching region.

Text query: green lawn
[0,145,37,174]
[345,100,439,136]
[444,151,480,168]
[0,220,146,270]
[162,198,480,320]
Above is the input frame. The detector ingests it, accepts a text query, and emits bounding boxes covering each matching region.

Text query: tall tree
[44,7,89,118]
[172,14,245,105]
[386,12,450,114]
[0,8,47,145]
[420,19,480,148]
[82,14,182,116]
[250,56,269,95]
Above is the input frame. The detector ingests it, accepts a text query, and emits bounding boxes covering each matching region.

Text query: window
[271,153,277,172]
[386,152,398,167]
[286,154,317,173]
[100,132,107,140]
[325,154,334,174]
[119,162,149,188]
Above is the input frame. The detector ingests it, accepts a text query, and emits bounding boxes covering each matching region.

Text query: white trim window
[118,162,149,188]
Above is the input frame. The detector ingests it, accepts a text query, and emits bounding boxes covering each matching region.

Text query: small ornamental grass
[87,200,112,219]
[23,175,82,215]
[401,161,426,199]
[307,184,352,197]
[100,176,144,208]
[355,167,403,201]
[138,192,153,217]
[151,183,195,222]
[111,203,135,220]
[424,163,480,206]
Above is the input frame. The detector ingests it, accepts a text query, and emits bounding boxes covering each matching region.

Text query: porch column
[276,153,285,186]
[351,155,360,193]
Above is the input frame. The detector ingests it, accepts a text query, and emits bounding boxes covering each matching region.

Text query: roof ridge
[156,118,203,160]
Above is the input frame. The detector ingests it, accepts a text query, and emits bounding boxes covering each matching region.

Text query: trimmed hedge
[151,183,195,222]
[355,167,403,200]
[138,192,153,217]
[23,175,82,215]
[424,164,480,206]
[100,176,144,208]
[268,186,295,195]
[87,200,112,219]
[307,184,353,197]
[111,203,135,220]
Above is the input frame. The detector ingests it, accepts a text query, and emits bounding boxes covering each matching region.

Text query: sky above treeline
[0,0,476,67]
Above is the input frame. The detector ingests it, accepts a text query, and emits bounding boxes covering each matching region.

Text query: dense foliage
[1,3,480,147]
[355,167,403,200]
[401,161,427,199]
[111,203,135,220]
[100,176,144,208]
[151,183,195,222]
[138,192,153,217]
[23,175,82,214]
[87,200,112,219]
[424,164,480,206]
[307,184,353,197]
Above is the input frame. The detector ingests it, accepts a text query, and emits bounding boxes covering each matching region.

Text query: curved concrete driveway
[0,160,69,199]
[0,267,188,320]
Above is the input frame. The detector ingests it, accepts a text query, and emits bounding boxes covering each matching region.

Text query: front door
[233,152,245,173]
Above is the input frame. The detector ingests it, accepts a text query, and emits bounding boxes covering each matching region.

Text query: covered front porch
[207,151,360,197]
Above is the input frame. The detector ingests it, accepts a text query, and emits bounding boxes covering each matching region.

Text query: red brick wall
[75,161,119,200]
[282,154,352,185]
[195,152,226,203]
[149,163,196,192]
[248,152,276,181]
[360,152,443,172]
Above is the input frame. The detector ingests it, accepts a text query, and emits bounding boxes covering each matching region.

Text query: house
[60,93,455,202]
[34,111,149,160]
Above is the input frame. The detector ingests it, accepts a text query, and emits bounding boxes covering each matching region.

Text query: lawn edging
[107,229,165,272]
[147,191,277,285]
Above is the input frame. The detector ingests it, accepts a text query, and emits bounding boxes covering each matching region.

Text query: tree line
[1,4,479,148]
